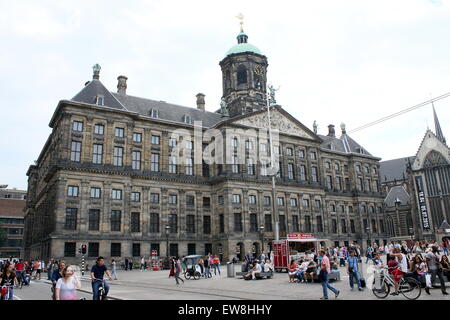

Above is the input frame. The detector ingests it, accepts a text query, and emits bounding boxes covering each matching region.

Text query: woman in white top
[55,265,81,300]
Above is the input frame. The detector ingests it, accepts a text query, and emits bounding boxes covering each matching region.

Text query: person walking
[129,258,133,271]
[204,256,211,278]
[54,265,81,300]
[174,257,184,285]
[111,259,118,280]
[140,257,145,271]
[365,245,374,264]
[51,261,66,300]
[33,259,40,279]
[318,250,339,300]
[46,260,53,281]
[124,258,129,271]
[347,250,363,291]
[442,239,449,256]
[425,245,448,295]
[15,259,25,286]
[213,255,221,276]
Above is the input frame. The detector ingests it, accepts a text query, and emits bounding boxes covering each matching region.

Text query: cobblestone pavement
[65,262,450,300]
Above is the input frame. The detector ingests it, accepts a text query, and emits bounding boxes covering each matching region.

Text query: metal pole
[266,92,279,241]
[81,255,85,276]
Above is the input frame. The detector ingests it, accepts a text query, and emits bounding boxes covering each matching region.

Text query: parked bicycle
[372,267,421,300]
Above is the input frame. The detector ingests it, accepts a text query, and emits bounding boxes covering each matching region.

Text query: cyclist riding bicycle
[91,256,113,300]
[389,247,409,295]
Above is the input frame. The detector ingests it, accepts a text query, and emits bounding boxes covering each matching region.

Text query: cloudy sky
[1,0,449,190]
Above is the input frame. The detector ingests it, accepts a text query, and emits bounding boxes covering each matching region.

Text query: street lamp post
[394,198,401,238]
[165,225,170,259]
[260,225,265,257]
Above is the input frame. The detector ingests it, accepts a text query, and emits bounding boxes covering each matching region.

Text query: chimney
[117,75,128,95]
[196,93,205,110]
[327,124,335,137]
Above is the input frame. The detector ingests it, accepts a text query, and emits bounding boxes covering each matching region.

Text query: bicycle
[372,267,421,300]
[93,278,108,300]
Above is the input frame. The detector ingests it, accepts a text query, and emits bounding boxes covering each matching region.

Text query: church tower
[219,15,268,117]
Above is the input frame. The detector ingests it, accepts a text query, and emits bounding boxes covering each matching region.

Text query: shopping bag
[425,273,432,288]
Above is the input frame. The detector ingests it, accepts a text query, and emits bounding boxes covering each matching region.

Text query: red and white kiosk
[151,249,160,271]
[272,233,327,272]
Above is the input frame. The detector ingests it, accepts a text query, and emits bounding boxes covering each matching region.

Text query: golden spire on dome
[236,13,244,32]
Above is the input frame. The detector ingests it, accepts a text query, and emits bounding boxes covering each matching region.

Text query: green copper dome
[225,43,263,56]
[225,30,263,57]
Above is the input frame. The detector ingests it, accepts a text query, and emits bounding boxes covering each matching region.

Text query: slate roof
[318,134,373,157]
[70,79,226,128]
[112,93,225,128]
[384,185,410,207]
[379,156,415,182]
[72,80,126,111]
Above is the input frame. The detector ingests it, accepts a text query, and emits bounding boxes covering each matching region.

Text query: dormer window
[183,115,192,124]
[95,95,104,105]
[150,109,159,118]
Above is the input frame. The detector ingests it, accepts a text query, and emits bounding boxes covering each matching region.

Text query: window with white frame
[151,135,160,145]
[151,153,160,171]
[94,123,104,135]
[111,189,122,200]
[133,132,142,143]
[115,127,124,138]
[90,187,101,199]
[70,141,82,162]
[113,147,123,166]
[132,151,141,170]
[92,144,103,164]
[169,156,177,174]
[67,186,79,197]
[131,192,141,202]
[72,121,83,132]
[185,157,194,175]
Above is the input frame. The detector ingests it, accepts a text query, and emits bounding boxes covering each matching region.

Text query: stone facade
[24,28,387,265]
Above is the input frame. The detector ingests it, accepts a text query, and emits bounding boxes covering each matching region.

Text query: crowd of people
[276,238,450,299]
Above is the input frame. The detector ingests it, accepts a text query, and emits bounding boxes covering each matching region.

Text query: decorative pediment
[412,130,450,170]
[232,108,317,140]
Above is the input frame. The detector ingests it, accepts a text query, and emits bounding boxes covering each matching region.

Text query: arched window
[237,65,247,85]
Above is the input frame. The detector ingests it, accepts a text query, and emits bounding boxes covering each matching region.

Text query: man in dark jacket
[51,261,66,300]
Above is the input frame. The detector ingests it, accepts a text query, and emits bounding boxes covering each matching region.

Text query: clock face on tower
[254,65,264,75]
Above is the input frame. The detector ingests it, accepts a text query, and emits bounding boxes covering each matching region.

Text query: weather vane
[236,13,244,32]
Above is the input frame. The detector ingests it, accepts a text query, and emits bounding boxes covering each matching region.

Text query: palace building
[24,25,387,264]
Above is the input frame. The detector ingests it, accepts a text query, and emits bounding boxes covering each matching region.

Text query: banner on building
[287,233,315,239]
[415,176,431,231]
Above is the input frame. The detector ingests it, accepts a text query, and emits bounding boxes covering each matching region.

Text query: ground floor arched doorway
[236,242,244,261]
